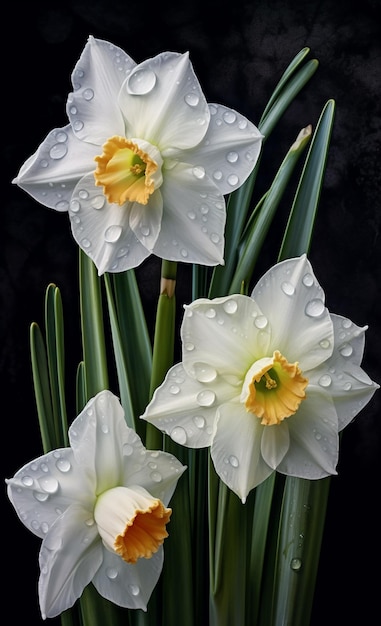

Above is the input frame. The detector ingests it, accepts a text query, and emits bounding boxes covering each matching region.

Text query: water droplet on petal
[106,567,118,579]
[184,342,195,351]
[223,299,238,314]
[281,281,295,296]
[223,110,237,124]
[318,374,332,388]
[226,151,239,163]
[22,476,34,487]
[104,225,122,243]
[213,170,223,181]
[193,363,217,383]
[342,318,352,329]
[196,390,216,406]
[193,166,205,179]
[319,339,331,349]
[127,69,157,94]
[302,273,314,287]
[255,315,268,329]
[129,584,140,596]
[229,455,239,467]
[343,382,352,391]
[305,299,325,317]
[193,416,205,429]
[123,443,134,456]
[56,458,71,473]
[227,173,239,186]
[169,384,180,395]
[185,92,200,107]
[150,471,163,483]
[83,88,94,101]
[170,426,187,445]
[49,144,68,160]
[34,491,49,502]
[205,307,216,318]
[339,343,353,357]
[39,477,59,494]
[91,195,105,210]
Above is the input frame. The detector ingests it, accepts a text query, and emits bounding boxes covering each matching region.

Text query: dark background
[2,0,380,624]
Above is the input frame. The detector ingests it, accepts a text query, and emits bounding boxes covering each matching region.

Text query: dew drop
[290,558,302,571]
[343,382,352,391]
[127,69,157,95]
[196,389,216,406]
[223,111,237,124]
[305,299,325,318]
[22,476,34,487]
[55,200,69,211]
[91,195,105,210]
[223,299,238,314]
[180,248,188,258]
[129,584,140,596]
[213,170,223,181]
[193,363,217,383]
[106,567,118,579]
[342,318,352,329]
[123,443,134,456]
[104,225,122,243]
[34,491,49,502]
[314,431,322,441]
[226,151,239,163]
[339,343,353,357]
[56,131,68,143]
[302,273,314,287]
[81,238,91,249]
[41,522,49,534]
[319,339,331,349]
[318,374,332,388]
[83,88,94,101]
[40,159,49,168]
[169,384,180,395]
[187,210,196,220]
[184,342,195,351]
[255,315,268,329]
[193,165,205,179]
[227,173,239,186]
[39,477,59,494]
[281,281,295,296]
[85,518,95,527]
[49,143,68,160]
[170,427,187,445]
[101,424,109,434]
[56,458,71,473]
[229,455,239,467]
[185,92,200,107]
[193,415,205,429]
[205,307,216,318]
[150,471,163,483]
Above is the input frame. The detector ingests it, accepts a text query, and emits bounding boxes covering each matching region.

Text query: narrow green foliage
[30,322,54,453]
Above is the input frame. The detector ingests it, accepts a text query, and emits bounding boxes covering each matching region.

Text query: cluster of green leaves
[30,48,335,626]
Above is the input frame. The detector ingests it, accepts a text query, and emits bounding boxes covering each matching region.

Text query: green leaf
[79,249,109,400]
[30,322,54,453]
[278,99,336,260]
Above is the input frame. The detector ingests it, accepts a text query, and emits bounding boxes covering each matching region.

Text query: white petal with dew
[6,448,92,539]
[252,255,334,371]
[119,51,210,150]
[277,388,339,479]
[93,544,164,611]
[181,103,263,195]
[13,125,99,211]
[152,162,226,265]
[181,295,270,381]
[141,363,238,449]
[129,191,163,251]
[211,401,273,501]
[38,502,102,618]
[67,36,135,143]
[69,174,150,274]
[261,423,290,469]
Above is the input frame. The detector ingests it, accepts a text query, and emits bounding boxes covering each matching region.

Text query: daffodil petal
[13,125,99,210]
[6,448,94,538]
[69,390,135,494]
[93,545,164,611]
[151,162,226,265]
[278,389,339,479]
[252,255,334,370]
[211,401,273,502]
[141,363,237,448]
[261,422,290,469]
[119,52,209,150]
[129,191,163,251]
[38,503,102,619]
[69,173,150,274]
[67,36,135,143]
[181,295,270,381]
[308,314,379,429]
[182,103,263,195]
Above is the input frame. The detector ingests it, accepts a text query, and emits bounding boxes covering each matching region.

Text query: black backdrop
[2,1,380,624]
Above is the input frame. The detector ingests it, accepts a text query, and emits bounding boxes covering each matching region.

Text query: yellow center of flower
[94,136,159,205]
[94,485,172,564]
[245,350,308,425]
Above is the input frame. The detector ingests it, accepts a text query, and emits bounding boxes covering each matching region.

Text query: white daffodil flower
[6,390,186,618]
[13,36,263,274]
[142,255,378,503]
